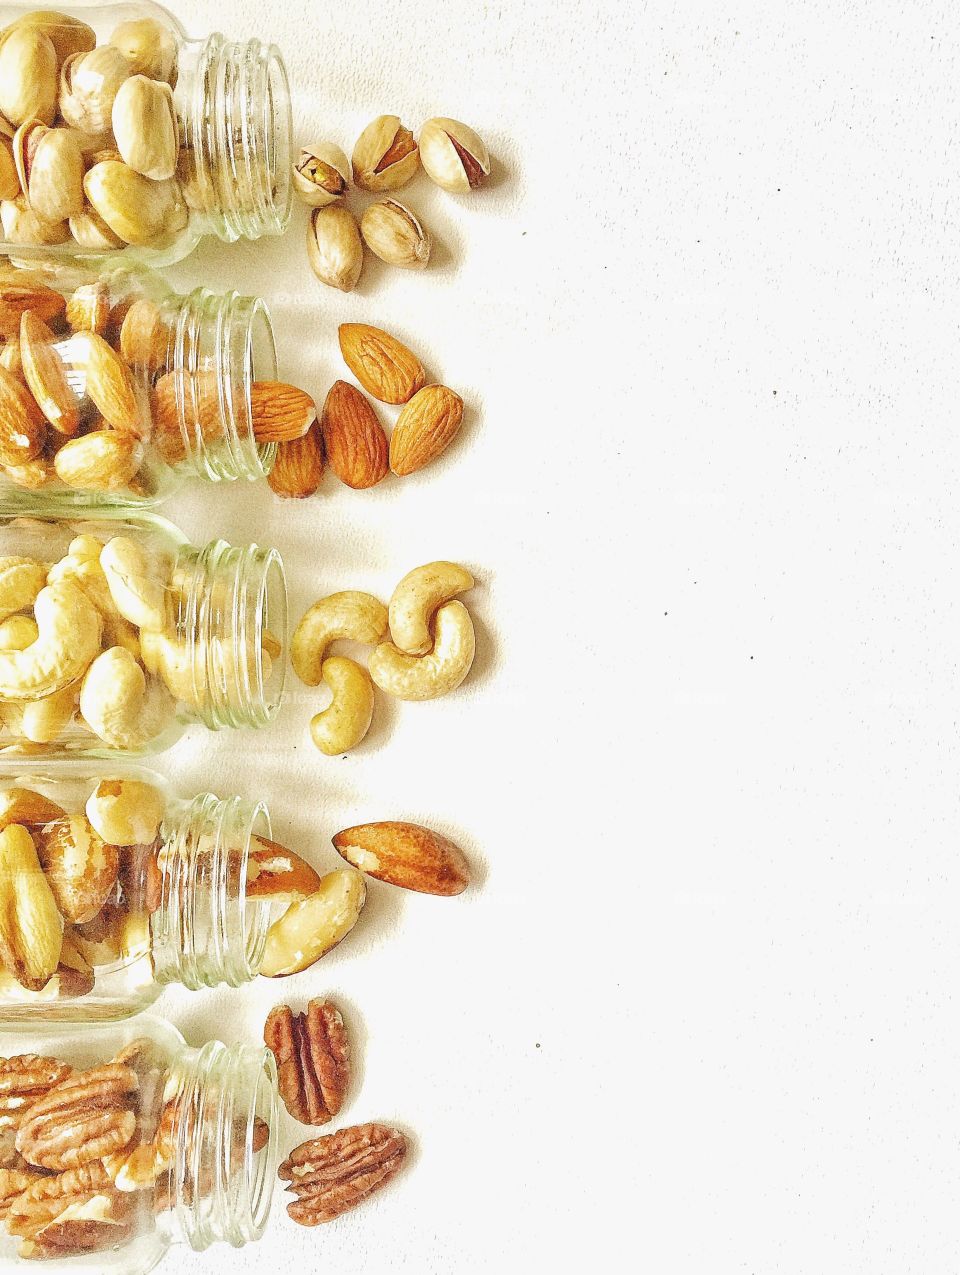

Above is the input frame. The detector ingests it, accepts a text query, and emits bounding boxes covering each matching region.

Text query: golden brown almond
[250,381,317,444]
[337,323,425,405]
[332,821,469,895]
[0,365,45,466]
[53,430,141,492]
[118,297,170,372]
[74,333,140,433]
[0,283,65,340]
[389,384,464,476]
[65,282,109,335]
[19,312,80,436]
[267,422,324,499]
[320,380,388,490]
[151,369,221,466]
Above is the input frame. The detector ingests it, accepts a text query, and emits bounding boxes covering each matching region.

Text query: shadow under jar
[0,764,285,1021]
[0,2,292,264]
[0,509,286,755]
[0,1016,278,1268]
[0,262,280,504]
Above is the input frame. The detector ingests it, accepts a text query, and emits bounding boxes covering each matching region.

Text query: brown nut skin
[332,821,470,895]
[280,1122,407,1225]
[264,998,349,1125]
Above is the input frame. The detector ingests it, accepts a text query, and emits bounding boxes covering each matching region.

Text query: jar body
[0,764,274,1020]
[0,509,286,756]
[0,2,292,264]
[0,1016,278,1269]
[0,262,278,503]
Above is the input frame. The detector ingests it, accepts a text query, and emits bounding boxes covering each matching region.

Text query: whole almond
[332,821,469,896]
[250,381,317,443]
[65,282,110,335]
[338,323,425,405]
[268,421,324,499]
[19,312,80,436]
[389,384,464,476]
[75,333,140,433]
[320,381,388,489]
[0,365,45,466]
[118,297,170,372]
[0,283,65,340]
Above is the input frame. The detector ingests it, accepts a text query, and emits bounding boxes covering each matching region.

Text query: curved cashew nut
[100,536,169,633]
[310,657,375,755]
[369,600,475,701]
[79,646,174,749]
[140,630,272,710]
[49,549,141,660]
[0,581,101,701]
[388,561,474,655]
[21,681,78,744]
[0,557,47,622]
[0,615,38,651]
[291,591,387,686]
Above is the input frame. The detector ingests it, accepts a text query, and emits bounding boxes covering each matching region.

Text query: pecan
[7,1161,112,1235]
[279,1122,407,1225]
[16,1186,135,1258]
[264,999,349,1126]
[0,1168,45,1220]
[16,1062,138,1171]
[0,1055,72,1128]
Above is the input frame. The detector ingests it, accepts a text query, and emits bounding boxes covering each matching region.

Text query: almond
[65,282,110,336]
[75,333,140,434]
[250,381,317,443]
[332,821,469,896]
[118,297,170,372]
[150,369,221,466]
[389,384,464,476]
[268,421,324,498]
[320,381,388,489]
[337,323,425,405]
[19,312,80,436]
[0,365,45,466]
[0,284,65,340]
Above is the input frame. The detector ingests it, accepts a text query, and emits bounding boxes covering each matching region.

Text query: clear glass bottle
[0,262,280,504]
[0,764,283,1020]
[0,2,292,264]
[0,1015,278,1268]
[0,508,286,755]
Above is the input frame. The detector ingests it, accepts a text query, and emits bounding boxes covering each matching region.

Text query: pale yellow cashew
[369,600,476,701]
[0,557,47,622]
[140,630,271,710]
[21,682,78,744]
[0,581,101,701]
[388,561,475,655]
[0,615,38,651]
[79,646,174,749]
[291,591,387,686]
[100,536,169,633]
[48,540,140,658]
[310,657,375,755]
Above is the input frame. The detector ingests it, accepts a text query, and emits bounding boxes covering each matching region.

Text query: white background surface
[138,0,956,1271]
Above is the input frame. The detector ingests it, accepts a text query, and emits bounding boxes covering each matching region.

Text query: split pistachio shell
[109,18,178,85]
[0,196,68,244]
[352,115,420,191]
[418,117,490,192]
[0,26,57,127]
[0,141,17,202]
[68,202,124,250]
[293,141,349,208]
[112,76,178,181]
[360,198,430,268]
[83,160,176,246]
[4,12,96,64]
[307,204,363,292]
[59,45,132,135]
[20,126,84,222]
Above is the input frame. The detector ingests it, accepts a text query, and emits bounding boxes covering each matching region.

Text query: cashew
[310,657,375,755]
[0,615,38,651]
[291,591,387,687]
[388,561,475,655]
[86,777,164,846]
[99,536,169,633]
[0,557,46,622]
[0,580,101,701]
[368,600,475,701]
[49,550,140,658]
[79,646,174,749]
[21,681,78,744]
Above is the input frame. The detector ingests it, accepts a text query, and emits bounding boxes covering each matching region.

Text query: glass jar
[0,508,285,755]
[0,261,280,504]
[0,2,292,264]
[0,764,284,1020]
[0,1015,278,1267]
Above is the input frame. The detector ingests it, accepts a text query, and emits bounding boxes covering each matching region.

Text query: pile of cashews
[291,560,476,755]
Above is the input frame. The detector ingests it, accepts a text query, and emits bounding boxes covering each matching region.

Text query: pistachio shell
[83,160,176,246]
[109,18,178,86]
[0,27,56,127]
[306,205,363,292]
[293,141,349,208]
[68,202,123,250]
[0,196,68,245]
[25,127,84,222]
[4,12,96,65]
[0,141,17,202]
[59,45,131,135]
[111,76,178,182]
[418,117,491,192]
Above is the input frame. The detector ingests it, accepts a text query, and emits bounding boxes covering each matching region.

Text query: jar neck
[170,537,286,730]
[152,792,272,988]
[160,286,278,481]
[164,1040,278,1250]
[179,34,293,243]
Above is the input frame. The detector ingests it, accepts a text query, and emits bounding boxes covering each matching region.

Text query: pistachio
[68,202,123,250]
[352,115,419,191]
[293,141,349,208]
[306,205,363,293]
[418,117,490,192]
[109,18,178,86]
[0,27,56,127]
[17,125,84,222]
[83,160,176,246]
[0,141,17,202]
[4,12,96,65]
[0,196,68,245]
[111,75,178,182]
[59,45,132,135]
[360,198,430,268]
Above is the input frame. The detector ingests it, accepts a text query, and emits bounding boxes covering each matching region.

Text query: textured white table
[137,1,958,1272]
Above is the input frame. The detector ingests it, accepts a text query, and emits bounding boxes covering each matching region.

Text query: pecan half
[264,999,349,1126]
[16,1062,138,1171]
[6,1161,112,1235]
[0,1055,72,1128]
[16,1188,134,1258]
[279,1122,407,1225]
[0,1168,45,1220]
